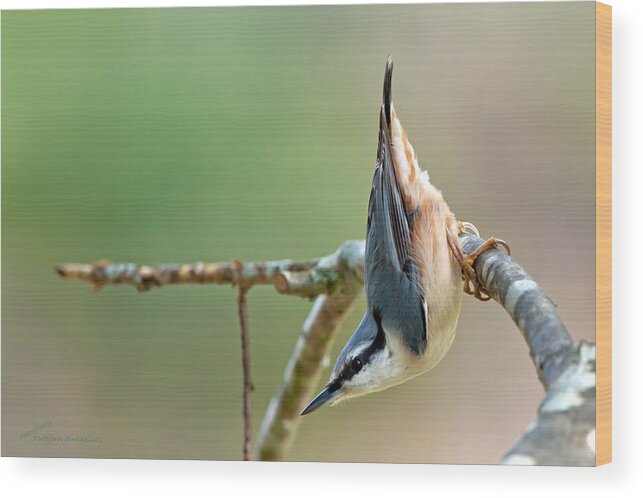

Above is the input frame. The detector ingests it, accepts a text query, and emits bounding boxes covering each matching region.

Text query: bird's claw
[462,264,492,301]
[447,226,511,302]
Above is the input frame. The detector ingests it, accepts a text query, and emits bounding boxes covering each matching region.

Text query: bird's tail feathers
[383,55,393,124]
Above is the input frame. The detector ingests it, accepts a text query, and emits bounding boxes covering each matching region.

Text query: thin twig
[234,275,253,461]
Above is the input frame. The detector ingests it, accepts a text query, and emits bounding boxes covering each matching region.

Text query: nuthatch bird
[301,57,509,415]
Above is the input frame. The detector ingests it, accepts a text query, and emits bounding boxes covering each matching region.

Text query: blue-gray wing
[364,59,428,355]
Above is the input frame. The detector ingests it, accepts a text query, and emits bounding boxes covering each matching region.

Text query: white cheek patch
[344,346,404,392]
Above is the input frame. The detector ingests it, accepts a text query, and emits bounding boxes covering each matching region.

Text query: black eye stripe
[327,378,342,393]
[331,310,388,388]
[340,325,387,382]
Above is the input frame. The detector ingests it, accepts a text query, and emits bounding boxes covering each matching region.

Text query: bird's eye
[350,357,363,373]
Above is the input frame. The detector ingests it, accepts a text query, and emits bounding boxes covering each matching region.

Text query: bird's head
[300,310,413,415]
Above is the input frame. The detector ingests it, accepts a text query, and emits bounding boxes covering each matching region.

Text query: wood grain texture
[595,1,612,466]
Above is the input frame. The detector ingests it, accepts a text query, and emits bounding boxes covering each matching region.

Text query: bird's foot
[447,224,511,302]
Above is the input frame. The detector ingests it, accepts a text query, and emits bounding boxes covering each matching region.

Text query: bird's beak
[300,386,337,416]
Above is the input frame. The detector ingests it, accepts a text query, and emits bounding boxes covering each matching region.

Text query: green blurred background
[2,2,595,463]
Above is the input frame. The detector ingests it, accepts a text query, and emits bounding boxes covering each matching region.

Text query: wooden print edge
[595,0,612,466]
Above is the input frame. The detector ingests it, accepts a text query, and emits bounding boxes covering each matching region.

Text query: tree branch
[255,241,364,461]
[55,258,318,293]
[55,258,343,299]
[459,233,596,466]
[55,235,595,465]
[459,233,575,389]
[500,341,596,466]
